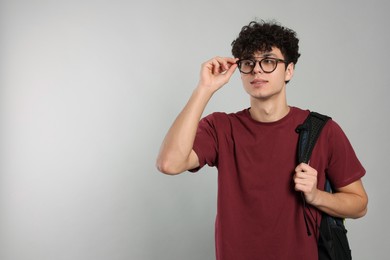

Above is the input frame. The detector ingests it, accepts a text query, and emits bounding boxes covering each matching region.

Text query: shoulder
[309,113,354,156]
[323,118,350,144]
[300,110,345,137]
[288,106,311,126]
[197,109,252,137]
[201,109,249,124]
[293,109,349,142]
[306,111,346,138]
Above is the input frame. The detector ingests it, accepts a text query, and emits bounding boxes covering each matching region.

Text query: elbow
[156,158,184,175]
[352,195,369,219]
[352,206,367,219]
[359,207,368,218]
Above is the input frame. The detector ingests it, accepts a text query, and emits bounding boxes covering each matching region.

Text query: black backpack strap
[296,112,331,164]
[295,111,331,236]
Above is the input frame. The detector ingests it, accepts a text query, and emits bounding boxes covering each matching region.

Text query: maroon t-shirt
[191,107,365,260]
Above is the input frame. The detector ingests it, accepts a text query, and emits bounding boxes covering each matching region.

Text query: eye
[262,58,276,65]
[242,60,254,66]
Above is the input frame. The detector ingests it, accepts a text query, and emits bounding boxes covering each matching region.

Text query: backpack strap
[295,111,331,236]
[296,112,331,164]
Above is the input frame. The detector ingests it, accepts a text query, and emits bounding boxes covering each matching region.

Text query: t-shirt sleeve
[326,120,366,188]
[189,114,219,172]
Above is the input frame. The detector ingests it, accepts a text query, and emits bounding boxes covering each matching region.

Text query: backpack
[296,112,352,260]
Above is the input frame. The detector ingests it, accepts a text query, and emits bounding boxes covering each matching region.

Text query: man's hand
[293,163,368,218]
[198,56,238,93]
[293,163,319,204]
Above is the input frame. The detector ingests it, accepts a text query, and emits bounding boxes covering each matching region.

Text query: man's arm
[294,163,368,219]
[314,179,368,218]
[156,57,237,175]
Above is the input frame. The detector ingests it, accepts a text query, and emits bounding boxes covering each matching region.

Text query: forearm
[156,86,213,174]
[311,184,368,219]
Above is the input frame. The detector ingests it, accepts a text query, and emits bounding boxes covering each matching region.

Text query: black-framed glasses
[236,57,287,74]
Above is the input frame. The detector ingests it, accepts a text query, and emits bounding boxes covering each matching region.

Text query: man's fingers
[208,57,237,74]
[295,163,317,177]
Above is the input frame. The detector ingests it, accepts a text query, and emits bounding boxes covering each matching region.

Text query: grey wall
[0,0,388,259]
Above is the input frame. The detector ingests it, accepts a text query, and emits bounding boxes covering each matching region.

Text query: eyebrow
[252,53,278,59]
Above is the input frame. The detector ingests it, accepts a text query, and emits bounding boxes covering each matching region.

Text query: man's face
[239,47,294,101]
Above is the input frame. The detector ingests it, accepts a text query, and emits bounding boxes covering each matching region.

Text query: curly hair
[231,20,301,65]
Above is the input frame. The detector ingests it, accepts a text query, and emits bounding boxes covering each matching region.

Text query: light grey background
[0,0,388,259]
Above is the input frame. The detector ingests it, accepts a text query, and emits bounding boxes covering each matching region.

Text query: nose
[252,61,264,74]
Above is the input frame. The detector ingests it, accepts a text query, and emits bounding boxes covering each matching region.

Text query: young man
[156,20,368,260]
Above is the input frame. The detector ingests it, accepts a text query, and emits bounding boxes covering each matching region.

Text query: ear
[284,63,295,82]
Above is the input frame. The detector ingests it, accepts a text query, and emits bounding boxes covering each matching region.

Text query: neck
[249,98,290,123]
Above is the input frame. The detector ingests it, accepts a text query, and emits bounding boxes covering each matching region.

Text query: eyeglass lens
[238,58,279,73]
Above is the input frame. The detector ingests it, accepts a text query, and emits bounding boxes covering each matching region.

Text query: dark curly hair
[231,20,300,65]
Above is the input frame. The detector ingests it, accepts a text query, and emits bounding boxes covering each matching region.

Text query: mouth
[250,78,268,86]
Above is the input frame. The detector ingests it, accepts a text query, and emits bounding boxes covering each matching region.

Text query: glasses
[236,57,287,74]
